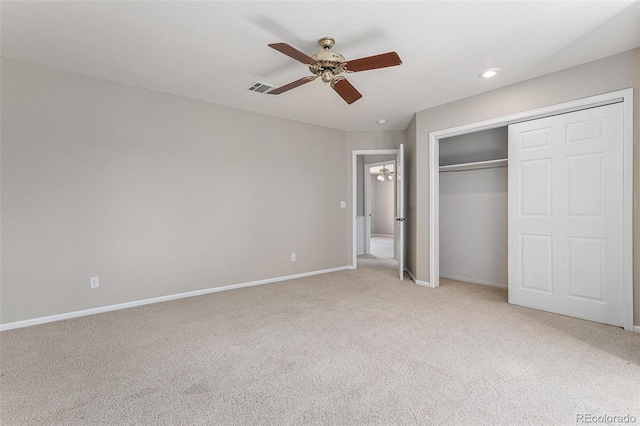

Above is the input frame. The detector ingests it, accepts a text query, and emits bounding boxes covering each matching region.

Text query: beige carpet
[1,260,639,425]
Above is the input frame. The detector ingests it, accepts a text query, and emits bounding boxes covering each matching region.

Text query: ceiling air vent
[248,81,276,94]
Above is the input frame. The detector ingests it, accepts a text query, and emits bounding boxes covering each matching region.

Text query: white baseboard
[371,234,393,238]
[439,273,508,289]
[634,325,640,334]
[0,266,351,332]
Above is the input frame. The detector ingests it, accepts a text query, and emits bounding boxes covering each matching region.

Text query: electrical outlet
[90,276,99,289]
[291,253,296,262]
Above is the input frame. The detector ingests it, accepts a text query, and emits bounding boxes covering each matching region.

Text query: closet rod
[439,158,508,173]
[440,164,508,173]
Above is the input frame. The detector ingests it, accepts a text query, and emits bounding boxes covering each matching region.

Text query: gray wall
[346,131,405,152]
[407,48,640,325]
[356,156,364,216]
[1,59,350,324]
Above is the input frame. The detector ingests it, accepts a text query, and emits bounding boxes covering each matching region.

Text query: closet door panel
[566,153,605,217]
[519,158,552,217]
[508,103,624,327]
[566,237,606,302]
[520,234,553,293]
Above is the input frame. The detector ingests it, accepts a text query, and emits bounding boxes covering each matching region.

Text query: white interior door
[508,103,624,326]
[364,164,371,255]
[395,144,405,280]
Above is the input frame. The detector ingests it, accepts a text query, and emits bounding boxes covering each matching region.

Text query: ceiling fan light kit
[267,37,402,104]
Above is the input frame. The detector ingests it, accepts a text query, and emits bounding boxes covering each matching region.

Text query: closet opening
[427,89,633,330]
[439,127,508,290]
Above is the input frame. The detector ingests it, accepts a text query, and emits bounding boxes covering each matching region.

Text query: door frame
[364,159,397,255]
[352,149,399,269]
[428,88,634,331]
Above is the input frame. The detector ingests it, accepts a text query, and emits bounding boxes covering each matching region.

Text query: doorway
[364,160,396,258]
[351,147,405,279]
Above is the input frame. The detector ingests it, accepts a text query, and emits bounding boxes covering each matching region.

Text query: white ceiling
[2,1,639,132]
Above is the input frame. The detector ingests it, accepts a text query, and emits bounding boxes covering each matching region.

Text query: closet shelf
[439,158,508,172]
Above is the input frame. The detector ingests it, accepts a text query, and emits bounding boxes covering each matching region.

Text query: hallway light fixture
[377,166,394,181]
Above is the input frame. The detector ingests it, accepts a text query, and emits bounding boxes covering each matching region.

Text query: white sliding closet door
[508,103,624,326]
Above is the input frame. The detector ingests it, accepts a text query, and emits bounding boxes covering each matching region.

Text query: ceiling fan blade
[332,78,362,105]
[268,76,316,95]
[268,43,318,65]
[345,52,402,72]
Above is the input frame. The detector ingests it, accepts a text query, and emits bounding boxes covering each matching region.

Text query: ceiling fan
[267,37,402,104]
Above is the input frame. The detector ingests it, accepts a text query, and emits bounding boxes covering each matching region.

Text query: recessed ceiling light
[479,68,502,79]
[376,119,387,125]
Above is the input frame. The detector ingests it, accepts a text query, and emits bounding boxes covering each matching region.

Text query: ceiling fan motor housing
[318,36,335,50]
[310,44,346,84]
